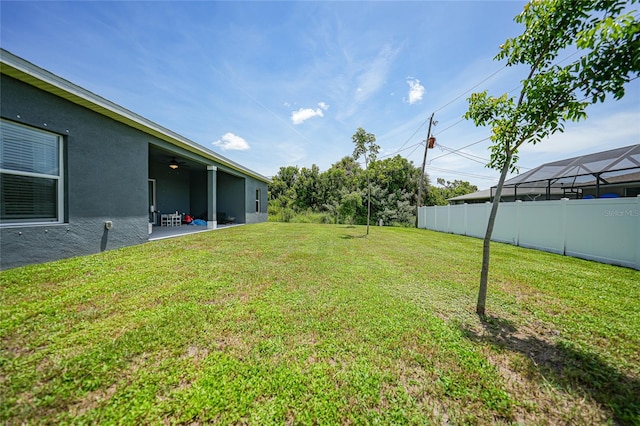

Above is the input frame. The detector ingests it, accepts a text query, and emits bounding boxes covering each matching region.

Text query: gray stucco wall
[1,74,269,270]
[217,171,246,223]
[189,170,208,219]
[1,76,149,269]
[245,175,269,224]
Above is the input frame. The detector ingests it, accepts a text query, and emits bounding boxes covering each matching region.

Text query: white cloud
[213,132,250,151]
[291,108,323,125]
[354,44,398,103]
[405,78,425,104]
[335,43,401,120]
[291,102,330,125]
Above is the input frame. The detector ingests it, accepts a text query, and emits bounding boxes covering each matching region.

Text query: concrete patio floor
[148,223,243,241]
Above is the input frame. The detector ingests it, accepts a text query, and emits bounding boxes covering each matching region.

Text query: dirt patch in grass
[68,383,118,419]
[185,345,210,362]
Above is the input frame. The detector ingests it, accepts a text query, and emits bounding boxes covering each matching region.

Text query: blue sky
[2,1,638,189]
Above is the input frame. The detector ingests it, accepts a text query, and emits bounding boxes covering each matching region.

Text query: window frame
[255,188,261,213]
[0,119,65,226]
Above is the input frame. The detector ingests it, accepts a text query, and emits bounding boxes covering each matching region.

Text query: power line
[379,141,422,159]
[433,65,507,114]
[427,61,626,170]
[385,116,432,158]
[428,137,491,162]
[431,50,600,137]
[432,118,464,135]
[404,143,423,159]
[426,166,497,181]
[436,145,489,165]
[381,45,640,168]
[381,66,508,159]
[430,139,532,171]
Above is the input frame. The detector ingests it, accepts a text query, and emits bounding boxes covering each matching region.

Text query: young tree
[465,0,639,315]
[352,128,380,235]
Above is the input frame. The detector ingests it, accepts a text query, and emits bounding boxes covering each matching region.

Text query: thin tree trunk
[366,175,371,235]
[477,151,512,316]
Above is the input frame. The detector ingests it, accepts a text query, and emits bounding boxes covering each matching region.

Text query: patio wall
[217,172,245,223]
[417,196,640,270]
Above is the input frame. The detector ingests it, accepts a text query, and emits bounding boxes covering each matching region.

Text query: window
[1,119,64,225]
[255,188,261,213]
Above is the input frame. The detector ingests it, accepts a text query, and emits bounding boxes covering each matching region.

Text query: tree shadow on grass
[460,315,640,424]
[340,226,368,239]
[340,233,368,239]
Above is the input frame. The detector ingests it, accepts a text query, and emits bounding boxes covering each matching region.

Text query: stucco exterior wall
[245,175,269,224]
[1,76,149,269]
[217,171,246,223]
[1,72,270,270]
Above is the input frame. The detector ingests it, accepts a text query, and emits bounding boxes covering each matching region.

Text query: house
[448,144,640,204]
[447,186,568,204]
[0,49,270,270]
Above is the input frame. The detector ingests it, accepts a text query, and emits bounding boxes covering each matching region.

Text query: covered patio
[148,223,243,241]
[148,145,247,238]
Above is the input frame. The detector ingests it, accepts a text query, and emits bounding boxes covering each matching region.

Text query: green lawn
[1,223,638,424]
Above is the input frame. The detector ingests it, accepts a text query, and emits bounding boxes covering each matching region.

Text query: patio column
[207,165,218,229]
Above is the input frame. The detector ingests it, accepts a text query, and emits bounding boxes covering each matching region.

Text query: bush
[268,204,336,224]
[268,205,296,222]
[291,210,335,224]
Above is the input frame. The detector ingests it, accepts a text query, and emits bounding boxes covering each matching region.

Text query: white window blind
[1,123,59,175]
[1,120,63,224]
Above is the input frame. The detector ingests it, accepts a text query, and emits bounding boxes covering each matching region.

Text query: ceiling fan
[168,156,187,170]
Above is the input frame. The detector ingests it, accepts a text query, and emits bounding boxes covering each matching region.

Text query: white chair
[161,214,171,227]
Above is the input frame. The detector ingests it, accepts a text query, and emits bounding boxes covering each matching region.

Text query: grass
[1,222,639,425]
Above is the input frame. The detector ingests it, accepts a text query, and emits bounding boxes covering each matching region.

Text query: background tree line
[268,154,478,226]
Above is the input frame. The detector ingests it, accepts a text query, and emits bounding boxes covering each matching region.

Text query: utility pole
[416,113,436,226]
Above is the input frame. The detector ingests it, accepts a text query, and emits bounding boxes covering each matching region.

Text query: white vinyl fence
[418,196,640,270]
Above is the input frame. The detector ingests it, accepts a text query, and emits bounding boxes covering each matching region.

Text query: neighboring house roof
[501,144,640,189]
[0,49,271,184]
[447,190,492,202]
[448,144,640,202]
[448,187,566,202]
